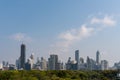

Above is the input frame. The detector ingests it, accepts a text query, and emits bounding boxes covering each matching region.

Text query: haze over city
[0,0,120,67]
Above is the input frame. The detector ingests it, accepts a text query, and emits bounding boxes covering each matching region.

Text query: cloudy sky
[0,0,120,66]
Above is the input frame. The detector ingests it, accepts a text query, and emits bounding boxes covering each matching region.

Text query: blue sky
[0,0,120,66]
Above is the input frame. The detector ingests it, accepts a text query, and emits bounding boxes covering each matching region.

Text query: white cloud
[50,15,117,54]
[50,25,94,54]
[59,25,94,41]
[9,33,32,43]
[91,15,116,26]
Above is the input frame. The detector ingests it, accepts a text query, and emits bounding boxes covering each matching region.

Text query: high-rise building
[48,54,58,70]
[56,61,64,70]
[86,56,91,70]
[87,56,96,70]
[40,57,47,70]
[75,50,79,63]
[96,50,100,64]
[79,57,86,70]
[66,57,77,70]
[80,57,84,64]
[30,53,34,69]
[75,50,80,70]
[113,62,120,70]
[33,57,41,70]
[66,57,72,70]
[20,44,26,69]
[25,59,32,70]
[101,60,109,70]
[16,58,20,69]
[9,64,16,70]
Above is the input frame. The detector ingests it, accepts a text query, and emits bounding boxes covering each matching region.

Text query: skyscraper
[101,60,109,70]
[48,54,58,70]
[75,50,80,70]
[20,44,26,69]
[75,50,79,63]
[30,53,34,69]
[96,50,100,64]
[40,57,47,70]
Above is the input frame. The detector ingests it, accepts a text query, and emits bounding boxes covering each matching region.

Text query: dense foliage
[0,70,119,80]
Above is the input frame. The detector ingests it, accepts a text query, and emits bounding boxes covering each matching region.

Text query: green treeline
[0,70,118,80]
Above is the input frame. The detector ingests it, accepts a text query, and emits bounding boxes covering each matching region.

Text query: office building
[75,50,80,70]
[87,56,96,70]
[101,60,109,70]
[40,57,47,70]
[2,61,9,67]
[25,59,32,70]
[20,44,26,69]
[96,50,100,64]
[48,54,58,70]
[16,58,20,69]
[75,50,79,63]
[80,57,84,64]
[66,57,77,70]
[30,53,34,69]
[9,64,16,70]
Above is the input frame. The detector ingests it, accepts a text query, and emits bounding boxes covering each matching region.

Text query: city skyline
[0,43,115,68]
[0,0,120,66]
[0,44,110,70]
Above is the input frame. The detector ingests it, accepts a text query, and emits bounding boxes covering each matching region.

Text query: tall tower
[96,50,100,64]
[20,44,26,69]
[30,53,34,69]
[48,54,58,70]
[75,50,79,70]
[75,50,79,63]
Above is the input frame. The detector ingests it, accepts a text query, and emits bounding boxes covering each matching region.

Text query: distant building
[75,50,79,63]
[1,61,9,70]
[87,56,96,70]
[66,57,77,70]
[25,59,32,70]
[79,63,87,70]
[2,61,9,67]
[56,61,64,70]
[48,54,58,70]
[16,58,21,69]
[24,53,35,70]
[29,53,34,69]
[112,62,120,70]
[20,44,26,69]
[2,61,5,67]
[96,50,100,64]
[80,57,84,64]
[9,64,16,70]
[101,60,109,70]
[79,57,86,70]
[33,57,41,70]
[40,57,47,70]
[66,57,72,70]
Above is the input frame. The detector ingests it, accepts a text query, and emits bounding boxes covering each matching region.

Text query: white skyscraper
[40,57,47,70]
[29,53,34,69]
